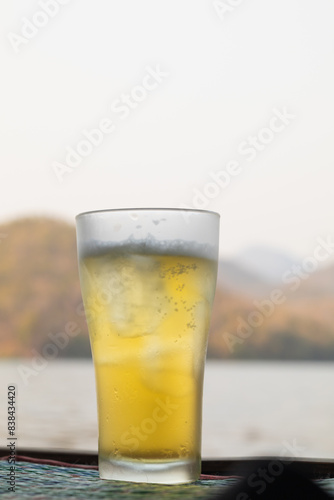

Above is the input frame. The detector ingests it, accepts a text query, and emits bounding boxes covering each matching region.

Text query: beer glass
[76,208,219,484]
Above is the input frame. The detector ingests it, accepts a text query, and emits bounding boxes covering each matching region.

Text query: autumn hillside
[0,217,89,357]
[1,217,334,360]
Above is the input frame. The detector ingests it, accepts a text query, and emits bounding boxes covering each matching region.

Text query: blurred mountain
[1,216,334,360]
[234,246,300,285]
[0,217,90,358]
[289,263,334,298]
[210,251,334,359]
[217,259,274,298]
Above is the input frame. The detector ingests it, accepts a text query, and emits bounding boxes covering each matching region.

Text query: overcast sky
[1,0,334,258]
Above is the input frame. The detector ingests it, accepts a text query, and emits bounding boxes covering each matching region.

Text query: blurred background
[1,0,334,459]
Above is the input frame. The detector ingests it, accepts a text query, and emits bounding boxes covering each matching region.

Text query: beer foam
[79,234,217,261]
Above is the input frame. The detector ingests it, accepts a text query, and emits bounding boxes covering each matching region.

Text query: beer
[79,246,217,470]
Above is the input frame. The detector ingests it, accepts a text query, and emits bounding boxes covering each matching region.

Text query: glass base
[99,456,201,484]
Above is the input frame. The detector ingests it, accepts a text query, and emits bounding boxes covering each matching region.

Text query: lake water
[1,359,334,459]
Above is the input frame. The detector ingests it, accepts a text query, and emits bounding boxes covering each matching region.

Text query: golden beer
[79,248,217,476]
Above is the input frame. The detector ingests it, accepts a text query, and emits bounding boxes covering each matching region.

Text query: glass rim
[75,207,220,220]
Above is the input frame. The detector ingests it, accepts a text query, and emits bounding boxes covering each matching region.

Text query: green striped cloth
[1,461,334,499]
[0,461,235,499]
